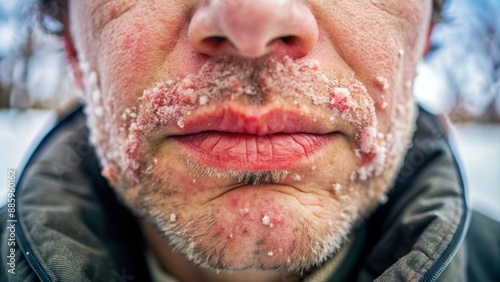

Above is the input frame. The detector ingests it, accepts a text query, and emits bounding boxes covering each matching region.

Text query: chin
[144,192,356,272]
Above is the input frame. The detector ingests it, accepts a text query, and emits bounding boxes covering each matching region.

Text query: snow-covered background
[415,0,500,121]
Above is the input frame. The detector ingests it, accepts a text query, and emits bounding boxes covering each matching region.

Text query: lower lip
[174,132,336,170]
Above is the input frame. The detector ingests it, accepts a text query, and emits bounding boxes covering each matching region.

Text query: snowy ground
[451,123,500,221]
[1,109,499,221]
[0,109,56,204]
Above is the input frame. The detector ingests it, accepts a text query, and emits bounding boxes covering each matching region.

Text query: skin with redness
[65,0,433,281]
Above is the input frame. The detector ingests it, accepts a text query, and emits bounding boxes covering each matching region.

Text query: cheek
[98,23,158,107]
[90,6,192,117]
[326,21,400,132]
[320,4,429,132]
[340,24,401,94]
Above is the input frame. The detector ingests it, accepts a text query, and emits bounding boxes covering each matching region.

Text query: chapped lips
[172,107,339,170]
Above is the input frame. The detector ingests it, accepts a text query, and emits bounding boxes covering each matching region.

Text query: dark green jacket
[1,105,498,281]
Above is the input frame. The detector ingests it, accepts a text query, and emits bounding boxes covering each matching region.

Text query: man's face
[69,0,432,271]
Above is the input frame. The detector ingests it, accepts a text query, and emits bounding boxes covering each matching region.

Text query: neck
[140,220,302,282]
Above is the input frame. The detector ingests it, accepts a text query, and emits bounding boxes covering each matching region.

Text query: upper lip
[170,106,336,137]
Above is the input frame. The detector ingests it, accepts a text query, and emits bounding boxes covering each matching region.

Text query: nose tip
[188,0,318,59]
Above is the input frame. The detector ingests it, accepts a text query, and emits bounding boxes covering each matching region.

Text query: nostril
[265,35,308,58]
[202,36,227,47]
[281,35,295,44]
[198,36,231,55]
[211,36,227,44]
[188,1,318,59]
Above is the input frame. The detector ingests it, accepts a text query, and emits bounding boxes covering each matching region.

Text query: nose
[188,0,318,59]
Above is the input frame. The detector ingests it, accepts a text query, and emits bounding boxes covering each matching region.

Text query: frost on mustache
[116,56,387,184]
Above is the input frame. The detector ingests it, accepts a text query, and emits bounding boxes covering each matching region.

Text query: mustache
[136,55,373,130]
[139,56,328,128]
